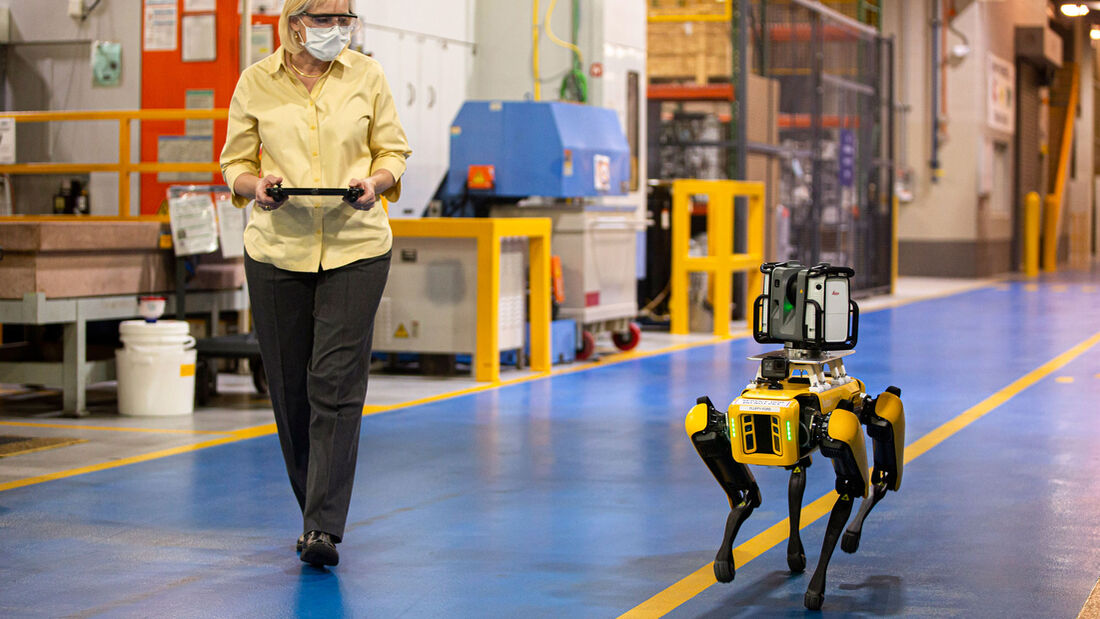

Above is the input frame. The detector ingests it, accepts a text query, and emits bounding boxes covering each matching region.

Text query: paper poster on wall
[988,54,1015,134]
[158,135,213,183]
[184,0,217,11]
[144,2,178,52]
[216,196,245,258]
[168,193,220,257]
[0,118,15,165]
[240,0,283,14]
[185,89,215,137]
[182,14,217,62]
[251,23,274,58]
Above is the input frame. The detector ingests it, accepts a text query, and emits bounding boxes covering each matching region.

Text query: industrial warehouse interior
[1,0,1099,617]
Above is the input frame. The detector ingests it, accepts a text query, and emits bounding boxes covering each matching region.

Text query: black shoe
[299,530,339,567]
[296,534,305,554]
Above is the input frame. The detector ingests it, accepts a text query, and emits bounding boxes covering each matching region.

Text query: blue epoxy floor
[2,275,1100,618]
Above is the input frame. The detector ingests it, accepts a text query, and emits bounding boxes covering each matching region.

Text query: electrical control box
[754,262,857,350]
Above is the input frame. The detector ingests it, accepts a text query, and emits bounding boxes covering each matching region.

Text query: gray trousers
[245,251,390,542]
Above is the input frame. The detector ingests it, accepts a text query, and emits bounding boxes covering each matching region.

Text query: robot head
[753,262,858,351]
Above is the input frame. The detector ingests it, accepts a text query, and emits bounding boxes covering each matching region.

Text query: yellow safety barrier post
[1043,62,1079,272]
[1024,191,1041,278]
[389,218,552,383]
[669,179,765,337]
[0,109,227,218]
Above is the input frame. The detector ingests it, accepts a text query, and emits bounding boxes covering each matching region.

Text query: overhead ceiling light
[1060,3,1089,16]
[1092,26,1100,39]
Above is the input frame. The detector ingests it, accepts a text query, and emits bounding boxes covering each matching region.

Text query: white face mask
[301,25,352,62]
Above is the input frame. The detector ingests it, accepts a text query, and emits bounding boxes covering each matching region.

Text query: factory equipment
[440,100,641,358]
[372,236,527,364]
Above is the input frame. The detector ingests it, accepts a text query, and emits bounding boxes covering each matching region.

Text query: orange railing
[1044,62,1078,271]
[0,109,228,219]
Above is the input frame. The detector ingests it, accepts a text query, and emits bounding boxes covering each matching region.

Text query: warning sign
[594,154,611,192]
[394,324,409,338]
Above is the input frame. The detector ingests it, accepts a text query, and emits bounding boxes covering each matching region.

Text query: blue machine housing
[443,101,631,199]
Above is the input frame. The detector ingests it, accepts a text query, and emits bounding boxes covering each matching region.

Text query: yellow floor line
[0,282,999,494]
[619,329,1100,618]
[0,438,87,459]
[1079,577,1100,619]
[0,421,232,436]
[0,434,246,493]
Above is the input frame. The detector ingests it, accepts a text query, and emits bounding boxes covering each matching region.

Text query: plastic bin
[116,320,197,416]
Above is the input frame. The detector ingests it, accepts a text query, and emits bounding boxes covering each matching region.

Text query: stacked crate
[647,0,732,84]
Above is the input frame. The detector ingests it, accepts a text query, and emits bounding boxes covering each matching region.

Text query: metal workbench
[0,288,248,415]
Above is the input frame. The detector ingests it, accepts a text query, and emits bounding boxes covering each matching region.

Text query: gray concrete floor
[0,276,999,489]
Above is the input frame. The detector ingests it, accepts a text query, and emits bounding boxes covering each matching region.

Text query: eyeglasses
[300,12,358,28]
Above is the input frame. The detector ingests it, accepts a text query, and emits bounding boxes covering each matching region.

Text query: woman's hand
[254,174,286,211]
[347,178,378,210]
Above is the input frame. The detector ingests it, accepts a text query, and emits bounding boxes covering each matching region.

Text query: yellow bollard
[1023,191,1040,278]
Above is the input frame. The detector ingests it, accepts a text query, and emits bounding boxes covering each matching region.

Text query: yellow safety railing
[647,0,731,22]
[389,218,552,383]
[1043,62,1078,272]
[0,109,228,218]
[669,179,765,337]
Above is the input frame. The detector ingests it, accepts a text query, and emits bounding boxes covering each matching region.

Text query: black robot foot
[804,590,824,610]
[787,551,806,573]
[713,559,735,583]
[841,529,861,554]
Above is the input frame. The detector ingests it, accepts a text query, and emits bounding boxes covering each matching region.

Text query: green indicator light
[729,414,736,437]
[786,420,792,441]
[783,299,794,314]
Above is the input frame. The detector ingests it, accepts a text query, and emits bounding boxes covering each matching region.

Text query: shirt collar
[267,46,352,76]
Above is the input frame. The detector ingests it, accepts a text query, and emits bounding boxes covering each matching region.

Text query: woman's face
[291,0,353,42]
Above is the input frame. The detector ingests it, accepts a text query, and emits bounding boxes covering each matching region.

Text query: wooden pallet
[647,21,733,84]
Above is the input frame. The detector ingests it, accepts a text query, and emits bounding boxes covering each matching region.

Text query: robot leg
[685,396,762,583]
[805,404,868,611]
[786,457,812,573]
[843,387,905,554]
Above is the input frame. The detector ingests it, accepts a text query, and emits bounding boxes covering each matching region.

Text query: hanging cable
[81,0,103,22]
[545,0,587,103]
[533,0,542,100]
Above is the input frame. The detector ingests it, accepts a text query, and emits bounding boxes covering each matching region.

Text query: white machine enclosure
[806,273,851,344]
[472,0,647,337]
[372,236,526,355]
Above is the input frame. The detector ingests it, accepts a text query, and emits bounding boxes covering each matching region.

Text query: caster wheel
[841,530,860,554]
[194,358,216,407]
[251,356,269,395]
[576,330,596,361]
[804,591,824,611]
[713,559,735,583]
[611,322,641,352]
[787,551,806,573]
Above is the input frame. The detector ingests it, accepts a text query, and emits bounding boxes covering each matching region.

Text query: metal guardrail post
[388,218,552,383]
[669,179,765,337]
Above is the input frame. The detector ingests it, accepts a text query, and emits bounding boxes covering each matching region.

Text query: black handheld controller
[265,184,365,204]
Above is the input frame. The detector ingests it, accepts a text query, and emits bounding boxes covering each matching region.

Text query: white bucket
[116,320,197,416]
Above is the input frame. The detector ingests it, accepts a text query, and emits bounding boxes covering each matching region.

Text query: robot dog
[684,262,904,610]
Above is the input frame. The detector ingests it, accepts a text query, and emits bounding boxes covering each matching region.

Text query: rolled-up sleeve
[369,73,412,203]
[220,77,261,209]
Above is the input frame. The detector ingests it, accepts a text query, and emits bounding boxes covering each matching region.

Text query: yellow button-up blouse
[220,47,411,272]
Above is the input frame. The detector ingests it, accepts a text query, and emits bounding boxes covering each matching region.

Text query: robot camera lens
[761,357,789,380]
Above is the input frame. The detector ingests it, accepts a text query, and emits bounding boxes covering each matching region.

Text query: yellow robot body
[728,378,864,467]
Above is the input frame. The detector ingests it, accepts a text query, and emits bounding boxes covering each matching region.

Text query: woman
[220,0,410,567]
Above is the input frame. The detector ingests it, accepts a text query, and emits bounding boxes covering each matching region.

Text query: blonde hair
[279,0,356,55]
